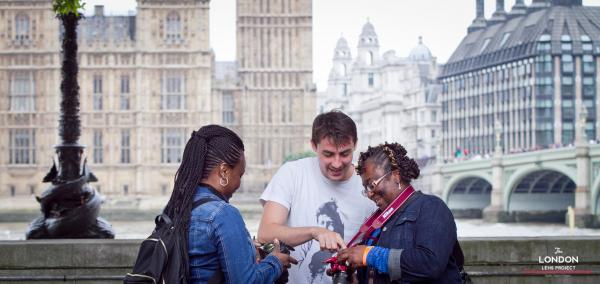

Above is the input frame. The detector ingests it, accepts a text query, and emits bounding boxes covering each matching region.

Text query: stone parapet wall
[462,237,600,283]
[1,237,600,283]
[0,239,138,283]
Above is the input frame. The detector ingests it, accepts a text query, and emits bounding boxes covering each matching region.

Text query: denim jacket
[359,192,462,284]
[188,186,283,284]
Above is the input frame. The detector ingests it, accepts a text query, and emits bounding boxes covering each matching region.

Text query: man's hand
[337,245,367,267]
[311,227,347,251]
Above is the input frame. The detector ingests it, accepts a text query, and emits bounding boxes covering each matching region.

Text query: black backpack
[453,241,473,284]
[124,198,217,284]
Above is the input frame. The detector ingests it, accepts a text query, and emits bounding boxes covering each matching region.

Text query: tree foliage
[53,0,85,16]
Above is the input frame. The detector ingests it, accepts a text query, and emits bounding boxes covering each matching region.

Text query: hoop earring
[219,177,229,187]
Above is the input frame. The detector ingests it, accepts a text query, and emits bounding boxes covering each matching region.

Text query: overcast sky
[82,0,600,91]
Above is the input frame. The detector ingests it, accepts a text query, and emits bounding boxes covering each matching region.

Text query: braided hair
[163,125,244,279]
[356,142,420,185]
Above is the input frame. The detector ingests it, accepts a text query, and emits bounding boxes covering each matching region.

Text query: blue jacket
[188,186,283,284]
[359,192,462,284]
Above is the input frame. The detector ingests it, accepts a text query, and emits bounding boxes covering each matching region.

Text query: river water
[2,217,600,240]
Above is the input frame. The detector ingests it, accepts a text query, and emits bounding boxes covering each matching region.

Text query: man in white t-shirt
[258,111,376,284]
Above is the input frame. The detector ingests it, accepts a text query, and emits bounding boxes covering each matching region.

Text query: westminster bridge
[432,142,600,228]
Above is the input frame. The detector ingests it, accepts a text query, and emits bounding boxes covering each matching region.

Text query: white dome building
[409,36,433,62]
[320,23,441,165]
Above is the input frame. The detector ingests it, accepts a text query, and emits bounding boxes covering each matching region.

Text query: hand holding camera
[257,239,297,284]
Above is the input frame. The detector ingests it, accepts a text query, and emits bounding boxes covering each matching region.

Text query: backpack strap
[453,241,473,283]
[193,197,216,209]
[453,241,465,270]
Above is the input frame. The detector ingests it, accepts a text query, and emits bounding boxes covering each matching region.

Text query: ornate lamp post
[494,119,503,155]
[577,105,589,144]
[26,0,114,239]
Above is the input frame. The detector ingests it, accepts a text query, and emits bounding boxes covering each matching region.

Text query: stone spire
[357,19,379,65]
[358,19,379,48]
[329,36,352,80]
[333,36,352,61]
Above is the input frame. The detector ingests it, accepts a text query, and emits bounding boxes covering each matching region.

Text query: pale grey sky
[82,0,600,91]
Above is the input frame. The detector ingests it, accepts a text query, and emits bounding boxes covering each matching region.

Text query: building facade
[439,0,600,161]
[321,22,441,160]
[0,0,59,197]
[236,0,316,191]
[0,0,316,197]
[0,0,215,197]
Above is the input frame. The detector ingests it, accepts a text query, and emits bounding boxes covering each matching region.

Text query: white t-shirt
[260,157,376,284]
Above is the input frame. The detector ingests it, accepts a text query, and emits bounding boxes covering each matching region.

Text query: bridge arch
[505,166,576,213]
[444,173,492,210]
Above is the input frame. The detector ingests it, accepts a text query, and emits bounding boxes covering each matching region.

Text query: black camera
[257,241,295,284]
[257,241,294,257]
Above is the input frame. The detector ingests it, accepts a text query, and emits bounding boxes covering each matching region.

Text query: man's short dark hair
[311,110,357,146]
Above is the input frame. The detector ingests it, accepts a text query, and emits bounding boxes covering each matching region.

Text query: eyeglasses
[362,171,391,196]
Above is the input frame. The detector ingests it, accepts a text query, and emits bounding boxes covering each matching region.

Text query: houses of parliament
[0,0,315,197]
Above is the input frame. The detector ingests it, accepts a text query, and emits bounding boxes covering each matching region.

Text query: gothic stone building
[0,0,315,197]
[236,0,316,191]
[1,0,214,197]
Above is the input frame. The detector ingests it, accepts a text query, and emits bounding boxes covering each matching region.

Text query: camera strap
[347,185,416,248]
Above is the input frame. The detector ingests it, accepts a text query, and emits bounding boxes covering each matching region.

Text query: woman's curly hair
[356,142,420,184]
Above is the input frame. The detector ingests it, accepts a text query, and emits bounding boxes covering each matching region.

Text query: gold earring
[219,176,229,187]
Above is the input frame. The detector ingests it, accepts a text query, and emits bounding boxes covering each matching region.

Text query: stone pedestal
[574,208,600,228]
[483,151,507,223]
[482,206,512,223]
[574,140,592,228]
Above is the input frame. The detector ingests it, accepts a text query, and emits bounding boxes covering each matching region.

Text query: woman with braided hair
[336,142,462,283]
[163,125,296,283]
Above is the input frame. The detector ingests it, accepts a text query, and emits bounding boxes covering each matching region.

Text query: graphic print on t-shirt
[299,199,345,283]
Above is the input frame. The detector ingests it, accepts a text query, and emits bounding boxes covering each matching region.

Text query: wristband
[362,246,374,266]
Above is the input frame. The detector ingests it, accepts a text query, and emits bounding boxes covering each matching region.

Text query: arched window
[367,51,374,65]
[15,13,30,41]
[165,11,181,40]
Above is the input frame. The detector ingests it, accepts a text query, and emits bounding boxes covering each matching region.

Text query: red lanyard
[346,185,416,248]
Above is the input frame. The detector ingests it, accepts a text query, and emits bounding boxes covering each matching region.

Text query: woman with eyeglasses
[335,142,462,284]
